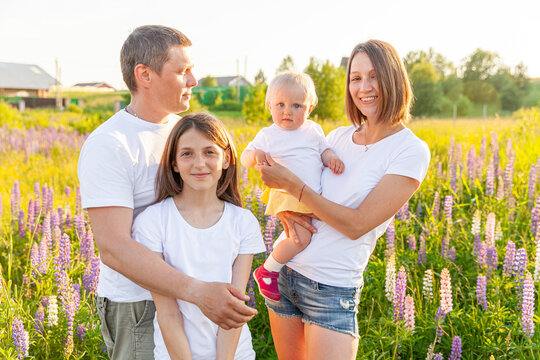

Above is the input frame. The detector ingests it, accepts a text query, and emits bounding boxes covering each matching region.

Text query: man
[78,25,257,359]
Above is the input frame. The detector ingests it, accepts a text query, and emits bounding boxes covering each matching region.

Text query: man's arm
[87,206,257,329]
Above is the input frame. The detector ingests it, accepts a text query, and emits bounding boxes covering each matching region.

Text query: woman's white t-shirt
[277,125,430,288]
[133,198,266,360]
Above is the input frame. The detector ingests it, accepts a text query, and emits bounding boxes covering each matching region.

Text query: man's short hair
[120,25,192,93]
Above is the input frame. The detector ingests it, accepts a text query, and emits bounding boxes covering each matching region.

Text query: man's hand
[328,156,345,175]
[192,281,257,330]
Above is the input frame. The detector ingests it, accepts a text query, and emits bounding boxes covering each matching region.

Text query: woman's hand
[255,154,299,191]
[277,211,317,243]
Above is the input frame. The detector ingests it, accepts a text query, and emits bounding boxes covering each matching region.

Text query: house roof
[198,76,251,87]
[72,82,115,89]
[0,62,57,90]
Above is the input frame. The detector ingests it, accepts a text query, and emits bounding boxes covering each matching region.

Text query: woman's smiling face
[348,52,380,121]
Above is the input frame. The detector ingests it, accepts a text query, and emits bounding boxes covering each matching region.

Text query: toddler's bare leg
[272,214,312,264]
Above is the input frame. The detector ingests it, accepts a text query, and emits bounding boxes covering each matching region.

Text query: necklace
[125,105,138,118]
[360,122,404,152]
[362,124,372,152]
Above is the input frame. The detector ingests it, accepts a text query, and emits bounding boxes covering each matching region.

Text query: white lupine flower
[385,254,396,302]
[471,210,481,235]
[48,295,58,326]
[423,269,434,302]
[495,222,503,242]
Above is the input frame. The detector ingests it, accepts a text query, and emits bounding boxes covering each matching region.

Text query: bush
[242,84,271,124]
[209,100,243,112]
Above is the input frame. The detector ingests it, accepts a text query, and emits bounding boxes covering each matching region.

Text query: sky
[1,0,539,90]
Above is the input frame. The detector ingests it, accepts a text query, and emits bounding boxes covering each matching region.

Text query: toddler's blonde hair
[265,71,318,109]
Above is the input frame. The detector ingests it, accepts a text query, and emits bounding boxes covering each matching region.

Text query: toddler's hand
[255,149,268,166]
[328,156,344,175]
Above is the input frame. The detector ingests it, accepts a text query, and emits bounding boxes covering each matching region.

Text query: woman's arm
[216,254,254,360]
[150,252,192,360]
[258,155,419,240]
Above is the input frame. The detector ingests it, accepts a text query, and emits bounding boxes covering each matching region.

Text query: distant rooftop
[0,62,58,89]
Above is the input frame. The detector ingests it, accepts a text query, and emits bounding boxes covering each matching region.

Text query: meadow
[0,101,539,359]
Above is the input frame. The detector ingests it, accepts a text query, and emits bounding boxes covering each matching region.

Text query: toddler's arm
[240,148,268,168]
[151,253,192,360]
[321,148,344,175]
[216,254,254,360]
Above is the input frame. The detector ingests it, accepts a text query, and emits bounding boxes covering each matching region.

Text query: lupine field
[0,102,539,359]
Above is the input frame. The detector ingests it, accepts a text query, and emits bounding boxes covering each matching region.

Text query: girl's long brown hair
[155,112,242,207]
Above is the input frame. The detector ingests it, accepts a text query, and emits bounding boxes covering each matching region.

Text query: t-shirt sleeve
[238,211,266,255]
[385,140,431,183]
[78,135,134,209]
[132,205,164,253]
[313,123,330,154]
[244,129,269,152]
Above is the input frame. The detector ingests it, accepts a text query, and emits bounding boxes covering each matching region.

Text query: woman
[256,40,430,359]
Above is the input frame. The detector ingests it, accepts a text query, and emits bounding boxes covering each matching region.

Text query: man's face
[152,45,198,114]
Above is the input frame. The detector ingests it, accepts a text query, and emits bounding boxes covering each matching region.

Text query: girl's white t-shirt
[133,198,266,360]
[277,125,430,288]
[244,120,329,193]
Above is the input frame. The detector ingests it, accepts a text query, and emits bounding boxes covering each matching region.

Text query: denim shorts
[265,267,362,338]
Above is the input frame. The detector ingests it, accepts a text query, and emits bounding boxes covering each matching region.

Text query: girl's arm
[240,148,268,168]
[151,252,192,360]
[216,254,254,360]
[259,155,419,240]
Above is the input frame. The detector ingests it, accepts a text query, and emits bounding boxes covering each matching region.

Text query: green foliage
[276,55,295,73]
[462,49,500,81]
[200,75,218,87]
[304,58,346,121]
[254,69,267,85]
[0,102,21,127]
[242,84,270,124]
[409,61,443,116]
[209,100,243,112]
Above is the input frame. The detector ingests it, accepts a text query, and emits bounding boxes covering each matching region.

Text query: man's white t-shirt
[244,120,329,193]
[276,126,430,288]
[77,110,180,302]
[133,198,266,360]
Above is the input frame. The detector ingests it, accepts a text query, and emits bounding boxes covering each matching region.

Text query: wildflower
[30,242,40,273]
[477,241,487,266]
[434,306,446,343]
[397,201,409,221]
[485,213,496,248]
[27,199,35,234]
[64,186,71,198]
[502,241,516,277]
[496,175,505,200]
[534,240,540,283]
[485,163,495,196]
[512,248,528,292]
[423,269,434,301]
[11,180,21,219]
[263,216,277,254]
[521,272,535,338]
[247,277,257,310]
[48,295,58,326]
[448,247,456,262]
[528,165,536,208]
[432,354,443,360]
[12,317,29,359]
[503,158,514,198]
[418,233,427,265]
[449,336,462,360]
[76,324,86,341]
[473,233,481,256]
[393,266,407,322]
[385,254,396,302]
[432,191,440,221]
[75,185,82,215]
[476,275,488,310]
[443,196,453,224]
[471,210,481,235]
[416,201,423,218]
[467,145,476,181]
[18,209,25,238]
[487,246,498,272]
[532,197,540,236]
[35,305,45,333]
[494,222,502,242]
[408,234,416,251]
[440,268,453,313]
[386,221,395,255]
[403,295,415,331]
[83,257,100,295]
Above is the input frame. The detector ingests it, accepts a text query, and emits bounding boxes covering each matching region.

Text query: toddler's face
[268,85,313,130]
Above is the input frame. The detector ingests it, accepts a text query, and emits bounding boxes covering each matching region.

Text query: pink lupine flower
[393,266,407,322]
[440,268,453,313]
[404,295,415,331]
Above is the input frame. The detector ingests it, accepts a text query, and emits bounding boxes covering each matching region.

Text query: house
[70,82,116,92]
[0,62,57,97]
[198,76,252,87]
[340,57,349,68]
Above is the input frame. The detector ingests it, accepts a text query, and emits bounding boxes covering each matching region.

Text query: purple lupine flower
[416,201,423,218]
[418,233,427,265]
[403,295,415,331]
[65,209,71,230]
[434,306,446,343]
[476,275,488,310]
[81,231,95,263]
[528,165,537,208]
[386,221,395,255]
[408,234,416,251]
[473,233,481,256]
[448,247,456,262]
[35,305,45,333]
[441,233,449,258]
[242,166,249,187]
[30,242,40,272]
[64,186,71,198]
[263,216,277,254]
[503,157,514,198]
[532,196,540,236]
[521,272,535,338]
[73,215,84,239]
[397,201,409,221]
[496,175,505,200]
[18,209,25,238]
[11,181,21,219]
[487,246,498,275]
[443,196,453,224]
[57,233,71,270]
[478,135,486,175]
[477,241,487,266]
[255,188,265,221]
[75,185,81,215]
[449,336,462,360]
[61,287,76,357]
[76,324,86,341]
[27,199,35,235]
[436,162,442,178]
[393,266,407,322]
[34,181,41,199]
[72,284,81,312]
[57,206,64,230]
[512,248,528,292]
[83,257,100,295]
[247,276,257,310]
[485,163,495,196]
[12,317,29,359]
[51,210,60,230]
[432,191,440,221]
[467,145,476,181]
[433,354,443,360]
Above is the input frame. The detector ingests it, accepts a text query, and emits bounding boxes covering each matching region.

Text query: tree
[276,55,295,73]
[409,61,443,116]
[242,84,270,124]
[200,75,218,87]
[404,48,454,79]
[254,69,267,85]
[461,49,499,81]
[304,58,346,121]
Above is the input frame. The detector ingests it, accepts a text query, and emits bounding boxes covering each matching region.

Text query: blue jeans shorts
[265,267,362,338]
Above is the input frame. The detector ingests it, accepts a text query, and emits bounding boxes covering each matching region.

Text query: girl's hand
[328,156,345,175]
[277,211,317,244]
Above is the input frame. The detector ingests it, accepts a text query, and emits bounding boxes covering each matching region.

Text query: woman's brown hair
[155,112,242,207]
[345,40,413,127]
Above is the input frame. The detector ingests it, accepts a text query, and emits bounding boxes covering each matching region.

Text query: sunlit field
[0,102,539,359]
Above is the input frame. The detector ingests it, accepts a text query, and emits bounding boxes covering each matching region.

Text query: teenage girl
[133,112,265,360]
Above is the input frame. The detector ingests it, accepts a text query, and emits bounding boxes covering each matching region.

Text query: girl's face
[172,127,230,195]
[348,52,380,122]
[268,85,314,130]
